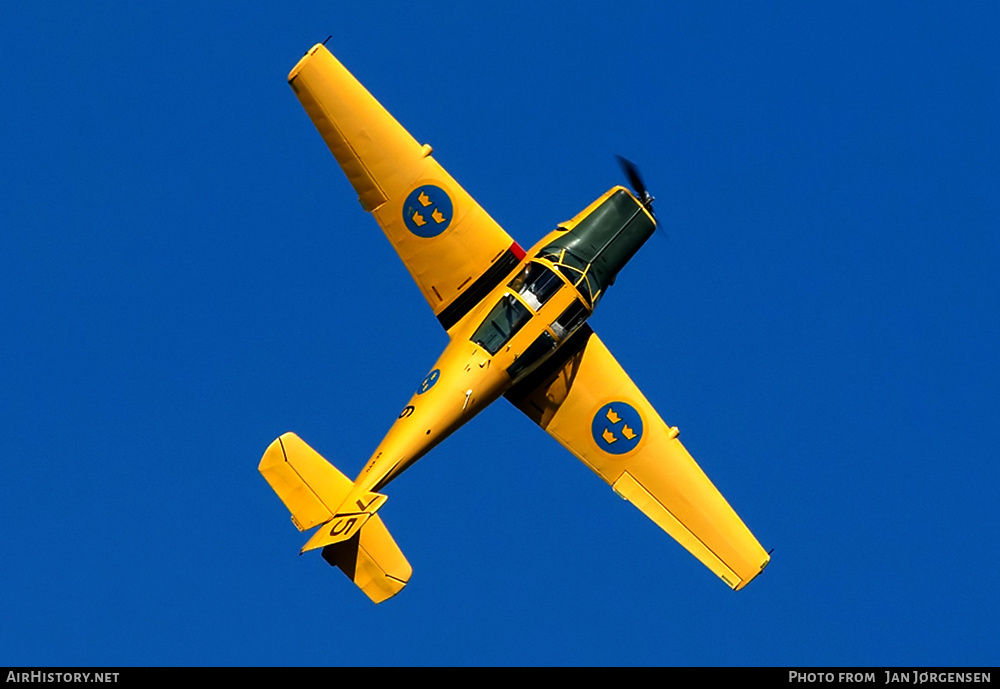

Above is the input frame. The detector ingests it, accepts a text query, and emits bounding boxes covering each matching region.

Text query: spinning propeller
[616,155,659,228]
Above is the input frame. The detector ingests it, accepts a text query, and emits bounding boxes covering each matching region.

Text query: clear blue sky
[2,2,997,666]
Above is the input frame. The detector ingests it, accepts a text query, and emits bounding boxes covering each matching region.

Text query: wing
[505,325,770,590]
[288,44,524,330]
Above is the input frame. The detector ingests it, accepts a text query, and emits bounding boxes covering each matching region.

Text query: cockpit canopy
[470,293,530,355]
[508,261,562,310]
[468,188,653,363]
[470,261,589,359]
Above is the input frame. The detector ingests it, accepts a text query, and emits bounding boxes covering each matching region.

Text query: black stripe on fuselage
[436,247,524,330]
[504,323,595,409]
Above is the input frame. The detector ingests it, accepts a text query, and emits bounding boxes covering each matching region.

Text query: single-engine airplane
[259,43,770,603]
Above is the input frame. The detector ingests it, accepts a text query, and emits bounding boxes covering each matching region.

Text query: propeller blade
[617,155,646,198]
[616,155,664,236]
[616,155,657,221]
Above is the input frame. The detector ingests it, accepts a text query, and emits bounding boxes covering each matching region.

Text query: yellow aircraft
[259,43,770,603]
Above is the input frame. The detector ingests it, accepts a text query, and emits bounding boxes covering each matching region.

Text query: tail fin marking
[299,491,388,553]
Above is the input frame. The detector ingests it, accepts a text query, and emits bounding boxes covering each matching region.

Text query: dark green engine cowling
[537,189,656,304]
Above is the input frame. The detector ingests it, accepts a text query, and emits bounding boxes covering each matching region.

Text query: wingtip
[733,554,771,591]
[288,43,328,83]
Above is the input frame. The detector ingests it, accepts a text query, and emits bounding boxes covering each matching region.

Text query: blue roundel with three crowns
[403,185,453,238]
[417,368,440,395]
[591,401,644,455]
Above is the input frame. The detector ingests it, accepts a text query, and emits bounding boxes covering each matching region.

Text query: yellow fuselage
[351,251,582,495]
[346,185,655,503]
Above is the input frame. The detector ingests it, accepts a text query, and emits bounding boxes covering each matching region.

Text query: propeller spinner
[616,155,657,225]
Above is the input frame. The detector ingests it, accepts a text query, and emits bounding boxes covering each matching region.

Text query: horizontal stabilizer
[259,432,353,531]
[322,515,412,604]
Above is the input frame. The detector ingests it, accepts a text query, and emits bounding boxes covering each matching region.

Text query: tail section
[299,490,387,553]
[321,515,411,604]
[259,432,352,531]
[259,433,412,603]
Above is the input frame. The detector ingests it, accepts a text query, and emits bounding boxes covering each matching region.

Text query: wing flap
[507,328,769,589]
